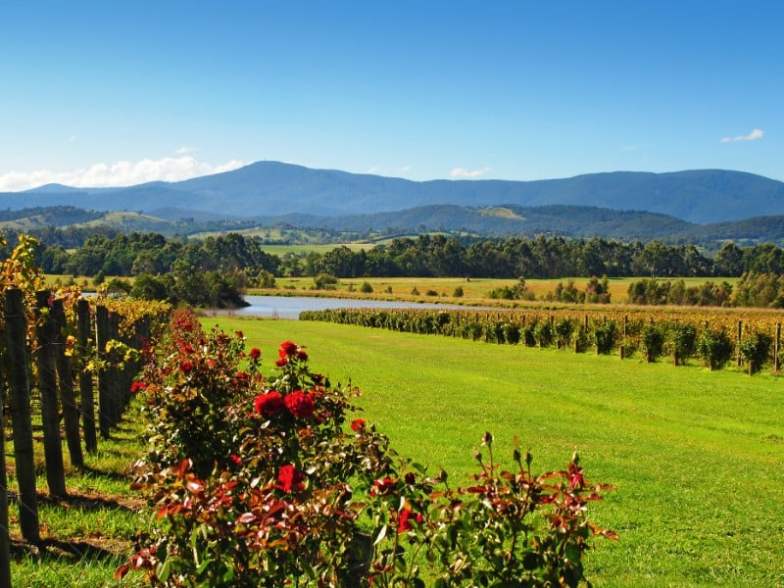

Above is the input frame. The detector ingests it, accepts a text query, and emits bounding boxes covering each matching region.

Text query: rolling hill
[1,162,783,223]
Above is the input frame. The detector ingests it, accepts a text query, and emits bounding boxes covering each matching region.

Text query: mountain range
[1,162,784,224]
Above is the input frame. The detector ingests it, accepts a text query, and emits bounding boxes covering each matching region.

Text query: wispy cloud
[0,155,245,191]
[450,166,490,179]
[721,128,764,143]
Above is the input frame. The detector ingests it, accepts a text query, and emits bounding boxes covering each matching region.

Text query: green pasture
[201,316,784,587]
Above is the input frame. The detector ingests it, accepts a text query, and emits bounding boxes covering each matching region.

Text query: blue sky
[0,0,781,189]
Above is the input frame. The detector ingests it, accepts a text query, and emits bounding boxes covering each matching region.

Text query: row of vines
[300,307,784,375]
[0,235,170,588]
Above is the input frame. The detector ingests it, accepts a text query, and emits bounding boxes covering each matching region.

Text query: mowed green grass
[7,408,149,587]
[202,317,784,587]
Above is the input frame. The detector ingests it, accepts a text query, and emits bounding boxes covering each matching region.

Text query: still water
[206,295,474,320]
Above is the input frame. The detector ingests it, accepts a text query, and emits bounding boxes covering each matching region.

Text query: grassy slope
[202,317,784,587]
[7,408,147,587]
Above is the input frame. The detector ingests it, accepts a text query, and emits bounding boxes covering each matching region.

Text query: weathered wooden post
[4,288,40,542]
[108,312,123,425]
[52,299,84,468]
[736,320,743,368]
[774,323,781,374]
[95,304,111,439]
[0,360,12,588]
[35,290,67,498]
[620,315,628,359]
[77,299,97,453]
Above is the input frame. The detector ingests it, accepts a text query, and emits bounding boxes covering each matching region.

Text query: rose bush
[120,309,615,587]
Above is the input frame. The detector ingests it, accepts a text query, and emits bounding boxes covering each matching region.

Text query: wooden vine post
[620,315,628,360]
[95,304,111,439]
[774,322,781,374]
[0,359,12,588]
[736,320,743,368]
[3,288,40,542]
[77,298,97,453]
[52,298,84,468]
[35,289,67,499]
[108,312,122,427]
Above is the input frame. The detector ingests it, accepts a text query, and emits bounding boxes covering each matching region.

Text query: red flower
[275,357,288,367]
[229,454,242,466]
[276,464,304,493]
[179,360,193,374]
[397,506,424,533]
[249,347,261,361]
[279,340,298,358]
[350,418,366,432]
[284,390,314,419]
[296,349,308,361]
[130,381,147,394]
[254,391,285,417]
[370,476,396,496]
[234,370,249,383]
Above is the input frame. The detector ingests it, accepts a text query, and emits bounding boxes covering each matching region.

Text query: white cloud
[175,145,198,155]
[0,155,245,191]
[721,128,764,143]
[450,166,490,178]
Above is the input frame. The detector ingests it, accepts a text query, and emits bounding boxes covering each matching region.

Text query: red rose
[179,360,193,374]
[234,370,249,383]
[275,357,288,367]
[296,349,308,361]
[351,419,366,432]
[130,381,147,394]
[276,464,304,493]
[229,454,242,466]
[404,472,416,485]
[254,391,284,417]
[279,340,298,358]
[249,347,261,361]
[370,476,396,496]
[284,390,314,419]
[397,506,424,533]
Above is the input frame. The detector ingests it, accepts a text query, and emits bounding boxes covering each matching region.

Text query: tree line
[13,231,784,280]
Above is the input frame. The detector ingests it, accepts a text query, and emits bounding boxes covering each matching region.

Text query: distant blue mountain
[4,161,784,223]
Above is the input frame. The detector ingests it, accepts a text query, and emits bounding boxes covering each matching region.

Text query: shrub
[669,324,697,366]
[425,289,438,296]
[697,328,733,370]
[640,324,665,363]
[534,319,554,348]
[360,281,374,293]
[122,313,615,586]
[554,318,574,348]
[453,286,464,297]
[740,332,772,374]
[593,321,617,354]
[411,287,420,295]
[313,273,339,290]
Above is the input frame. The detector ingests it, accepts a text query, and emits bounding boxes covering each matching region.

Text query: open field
[7,409,147,587]
[202,316,784,586]
[254,275,741,305]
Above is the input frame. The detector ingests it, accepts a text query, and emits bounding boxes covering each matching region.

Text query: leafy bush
[122,311,615,586]
[534,319,554,348]
[740,332,772,374]
[313,273,339,290]
[593,321,617,354]
[669,324,696,366]
[360,281,374,293]
[452,286,464,297]
[697,328,733,370]
[640,324,665,363]
[555,318,574,348]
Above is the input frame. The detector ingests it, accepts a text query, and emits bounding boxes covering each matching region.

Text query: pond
[204,295,477,320]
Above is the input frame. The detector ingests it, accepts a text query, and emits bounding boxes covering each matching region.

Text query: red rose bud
[249,347,261,361]
[350,418,366,432]
[397,506,424,533]
[276,464,304,493]
[275,357,288,367]
[296,349,308,361]
[254,391,285,417]
[179,360,193,374]
[130,381,147,394]
[230,454,242,466]
[284,390,315,419]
